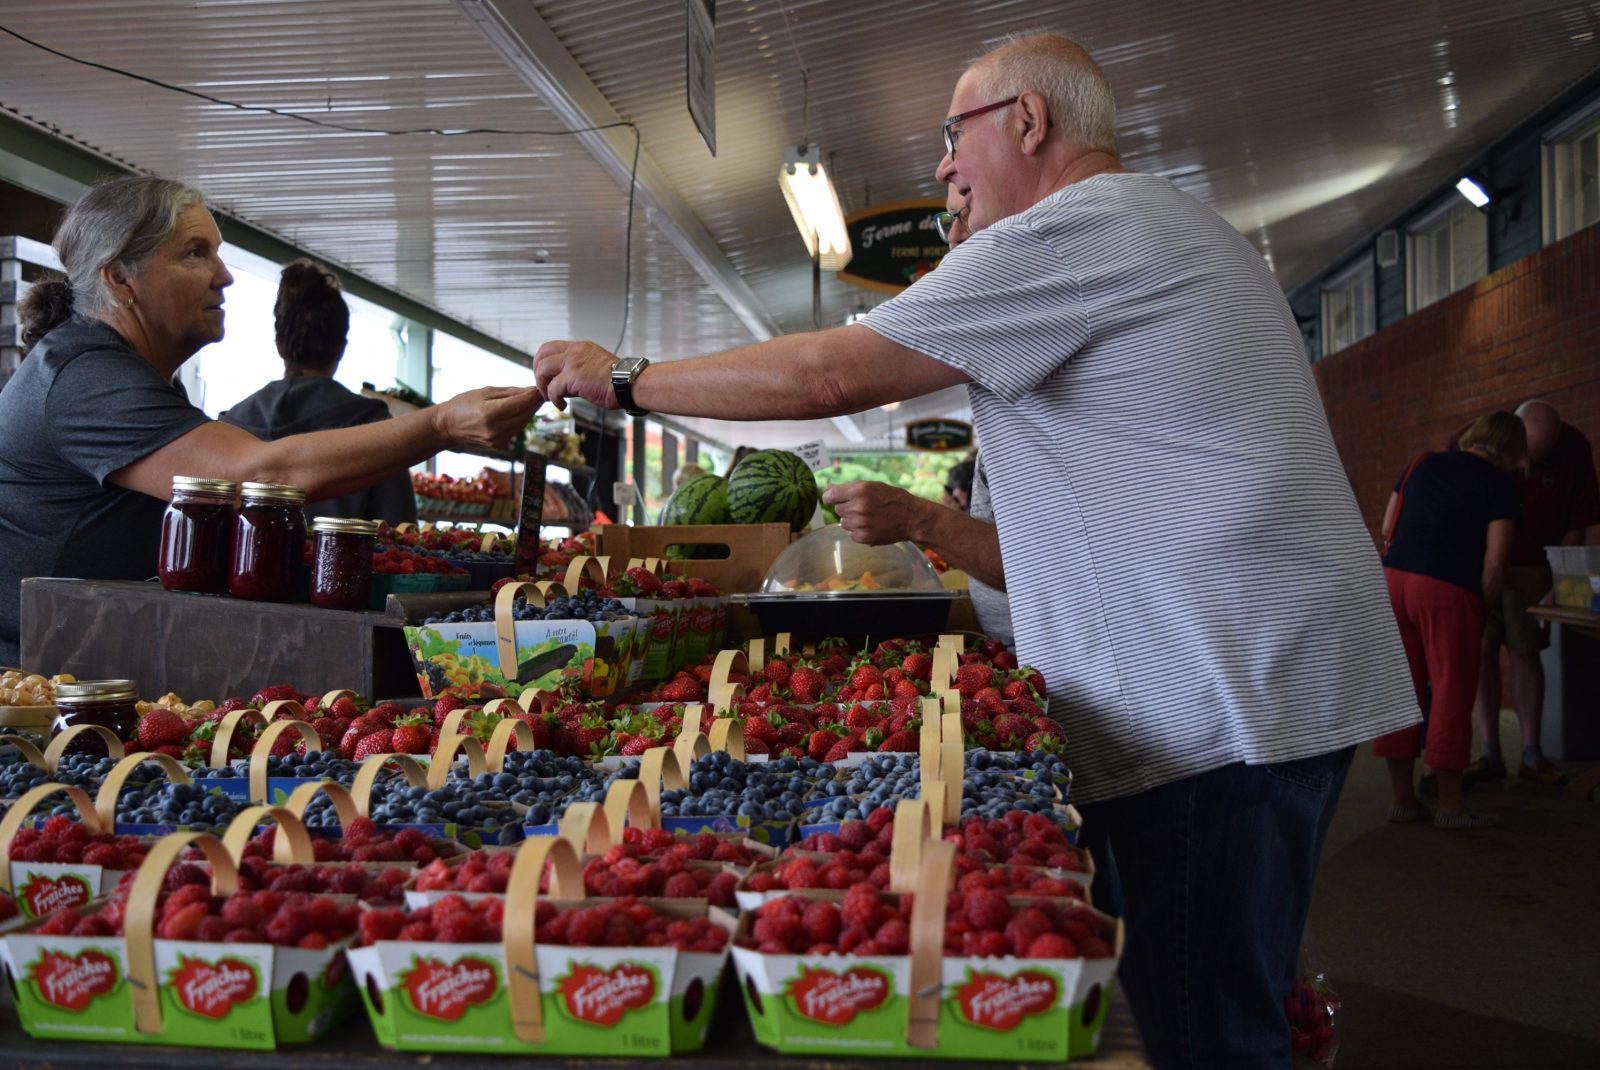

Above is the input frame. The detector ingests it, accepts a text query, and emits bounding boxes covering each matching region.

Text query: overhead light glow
[779,144,853,271]
[1456,176,1491,208]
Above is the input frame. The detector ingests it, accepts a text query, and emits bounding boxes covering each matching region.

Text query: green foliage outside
[814,452,964,503]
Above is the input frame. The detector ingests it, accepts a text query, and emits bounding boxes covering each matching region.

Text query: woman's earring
[124,296,134,307]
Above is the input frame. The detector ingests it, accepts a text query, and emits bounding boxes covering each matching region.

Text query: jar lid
[311,517,379,535]
[240,481,307,504]
[55,679,138,701]
[171,476,239,496]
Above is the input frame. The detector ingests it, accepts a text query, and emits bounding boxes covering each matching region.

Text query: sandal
[1433,811,1499,830]
[1387,803,1433,823]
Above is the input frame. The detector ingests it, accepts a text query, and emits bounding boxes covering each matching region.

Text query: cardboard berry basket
[0,781,132,920]
[402,579,644,702]
[0,828,356,1049]
[347,833,736,1056]
[191,701,326,803]
[731,835,1125,1062]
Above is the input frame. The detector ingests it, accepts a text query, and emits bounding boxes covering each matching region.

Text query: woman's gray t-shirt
[0,320,209,665]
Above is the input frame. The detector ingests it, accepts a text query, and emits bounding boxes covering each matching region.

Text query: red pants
[1373,568,1484,770]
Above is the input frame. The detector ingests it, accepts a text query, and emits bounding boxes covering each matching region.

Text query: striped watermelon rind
[660,474,730,558]
[726,449,819,532]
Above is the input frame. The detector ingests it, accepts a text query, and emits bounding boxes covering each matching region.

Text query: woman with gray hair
[0,175,538,665]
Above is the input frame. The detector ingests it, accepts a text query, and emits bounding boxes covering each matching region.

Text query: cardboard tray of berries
[346,835,735,1056]
[0,831,359,1049]
[730,838,1124,1062]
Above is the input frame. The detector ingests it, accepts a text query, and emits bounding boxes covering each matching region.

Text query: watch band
[612,359,649,417]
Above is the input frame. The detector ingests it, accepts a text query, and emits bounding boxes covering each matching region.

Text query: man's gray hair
[54,176,206,319]
[969,32,1118,154]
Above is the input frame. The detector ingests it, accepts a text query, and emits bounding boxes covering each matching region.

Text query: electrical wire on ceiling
[0,21,637,508]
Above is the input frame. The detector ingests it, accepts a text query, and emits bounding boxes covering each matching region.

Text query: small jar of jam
[229,482,307,602]
[51,679,139,756]
[158,476,238,594]
[309,517,378,610]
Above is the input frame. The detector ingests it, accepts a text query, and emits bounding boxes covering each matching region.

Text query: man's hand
[822,480,933,546]
[534,340,620,411]
[433,386,543,452]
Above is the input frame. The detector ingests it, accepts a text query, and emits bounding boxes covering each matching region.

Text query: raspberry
[436,913,488,943]
[82,843,123,868]
[1026,932,1078,958]
[963,889,1011,932]
[840,887,881,932]
[195,916,230,943]
[662,872,700,898]
[264,909,309,946]
[745,872,778,892]
[1080,936,1114,959]
[161,863,208,892]
[800,900,841,946]
[565,907,608,947]
[779,858,819,889]
[1005,914,1048,956]
[752,913,801,950]
[159,902,209,940]
[876,918,911,954]
[706,872,738,908]
[962,930,1013,957]
[220,897,266,930]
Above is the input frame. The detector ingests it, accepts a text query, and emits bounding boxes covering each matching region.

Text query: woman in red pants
[1375,411,1523,829]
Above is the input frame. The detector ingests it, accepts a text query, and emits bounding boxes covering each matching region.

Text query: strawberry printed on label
[558,962,657,1027]
[170,955,260,1020]
[19,873,93,919]
[783,964,891,1026]
[402,955,499,1021]
[956,969,1059,1032]
[29,949,119,1012]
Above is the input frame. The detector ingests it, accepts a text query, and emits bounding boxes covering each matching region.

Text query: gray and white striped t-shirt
[863,172,1418,804]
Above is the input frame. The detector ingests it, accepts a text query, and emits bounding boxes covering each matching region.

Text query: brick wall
[1314,224,1600,540]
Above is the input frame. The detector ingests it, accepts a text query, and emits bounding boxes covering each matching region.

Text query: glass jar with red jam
[50,679,139,756]
[309,517,377,611]
[158,476,238,594]
[229,482,307,602]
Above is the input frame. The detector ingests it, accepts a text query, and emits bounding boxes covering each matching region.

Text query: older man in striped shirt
[536,32,1417,1068]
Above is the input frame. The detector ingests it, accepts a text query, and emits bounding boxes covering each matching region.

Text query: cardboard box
[599,524,793,594]
[403,616,644,701]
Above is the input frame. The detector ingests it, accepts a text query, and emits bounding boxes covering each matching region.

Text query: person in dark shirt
[1465,400,1600,787]
[220,260,417,525]
[1374,411,1522,829]
[0,176,538,666]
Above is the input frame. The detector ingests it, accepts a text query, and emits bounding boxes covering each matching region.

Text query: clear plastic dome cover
[760,524,946,594]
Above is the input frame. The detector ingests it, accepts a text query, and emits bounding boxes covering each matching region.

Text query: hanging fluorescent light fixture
[1455,176,1491,208]
[779,143,853,271]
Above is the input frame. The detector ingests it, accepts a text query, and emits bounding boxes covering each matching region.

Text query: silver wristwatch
[611,357,650,417]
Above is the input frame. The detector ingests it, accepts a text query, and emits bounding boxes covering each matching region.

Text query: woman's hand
[534,341,621,411]
[432,386,543,452]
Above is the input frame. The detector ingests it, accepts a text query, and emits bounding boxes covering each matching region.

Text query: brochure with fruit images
[403,615,643,701]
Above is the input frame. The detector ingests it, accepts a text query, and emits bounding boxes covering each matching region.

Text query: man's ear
[1016,91,1051,157]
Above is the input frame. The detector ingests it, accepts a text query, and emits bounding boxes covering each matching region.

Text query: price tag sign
[514,452,549,575]
[793,439,831,472]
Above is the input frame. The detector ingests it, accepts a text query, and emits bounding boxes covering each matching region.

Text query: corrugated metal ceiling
[2,0,1598,450]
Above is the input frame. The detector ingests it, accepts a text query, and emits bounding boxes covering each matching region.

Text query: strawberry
[891,678,921,702]
[136,709,190,750]
[353,731,393,760]
[877,730,918,753]
[787,666,824,702]
[1023,731,1065,755]
[901,652,932,681]
[433,694,466,726]
[328,696,361,720]
[390,724,432,754]
[956,663,993,699]
[849,662,883,692]
[742,713,779,745]
[823,739,853,763]
[808,728,840,762]
[991,714,1034,748]
[762,660,792,686]
[658,675,705,703]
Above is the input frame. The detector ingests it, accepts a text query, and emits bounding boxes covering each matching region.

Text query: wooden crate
[598,523,792,593]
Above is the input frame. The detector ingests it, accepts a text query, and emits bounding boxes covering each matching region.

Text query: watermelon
[661,474,729,525]
[726,449,819,532]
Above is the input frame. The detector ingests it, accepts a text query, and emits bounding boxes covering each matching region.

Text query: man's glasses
[941,96,1019,158]
[935,209,963,244]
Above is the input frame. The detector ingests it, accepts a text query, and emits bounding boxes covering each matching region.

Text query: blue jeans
[1075,745,1354,1069]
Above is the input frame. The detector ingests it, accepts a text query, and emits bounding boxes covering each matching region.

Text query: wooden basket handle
[319,689,359,711]
[429,733,488,790]
[438,708,472,738]
[0,733,48,771]
[504,835,584,1043]
[919,704,942,778]
[672,731,711,771]
[603,778,657,834]
[486,717,535,770]
[283,779,364,827]
[481,697,521,717]
[561,555,607,593]
[709,648,748,695]
[678,703,709,738]
[772,632,792,656]
[349,754,429,815]
[636,746,685,815]
[221,805,315,864]
[889,799,934,894]
[480,533,500,554]
[247,720,321,803]
[930,646,958,692]
[209,707,269,768]
[906,839,956,1048]
[557,801,614,855]
[0,784,100,894]
[494,581,549,680]
[125,833,240,1035]
[94,753,191,829]
[708,717,744,760]
[42,724,125,769]
[938,741,964,824]
[709,682,745,717]
[745,638,766,674]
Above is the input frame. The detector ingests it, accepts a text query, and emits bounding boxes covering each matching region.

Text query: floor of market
[1311,709,1600,1069]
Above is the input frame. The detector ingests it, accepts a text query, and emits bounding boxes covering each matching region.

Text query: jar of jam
[50,679,138,756]
[158,476,238,594]
[310,517,377,610]
[229,482,307,602]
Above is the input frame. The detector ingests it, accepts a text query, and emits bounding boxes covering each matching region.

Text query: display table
[18,577,422,702]
[1527,606,1600,801]
[0,976,1149,1068]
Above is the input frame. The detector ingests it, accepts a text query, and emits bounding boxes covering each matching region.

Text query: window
[1319,256,1375,358]
[1407,201,1487,311]
[1545,104,1600,243]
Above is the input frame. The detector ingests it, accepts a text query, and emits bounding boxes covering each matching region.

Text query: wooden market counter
[0,976,1150,1068]
[1524,605,1600,801]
